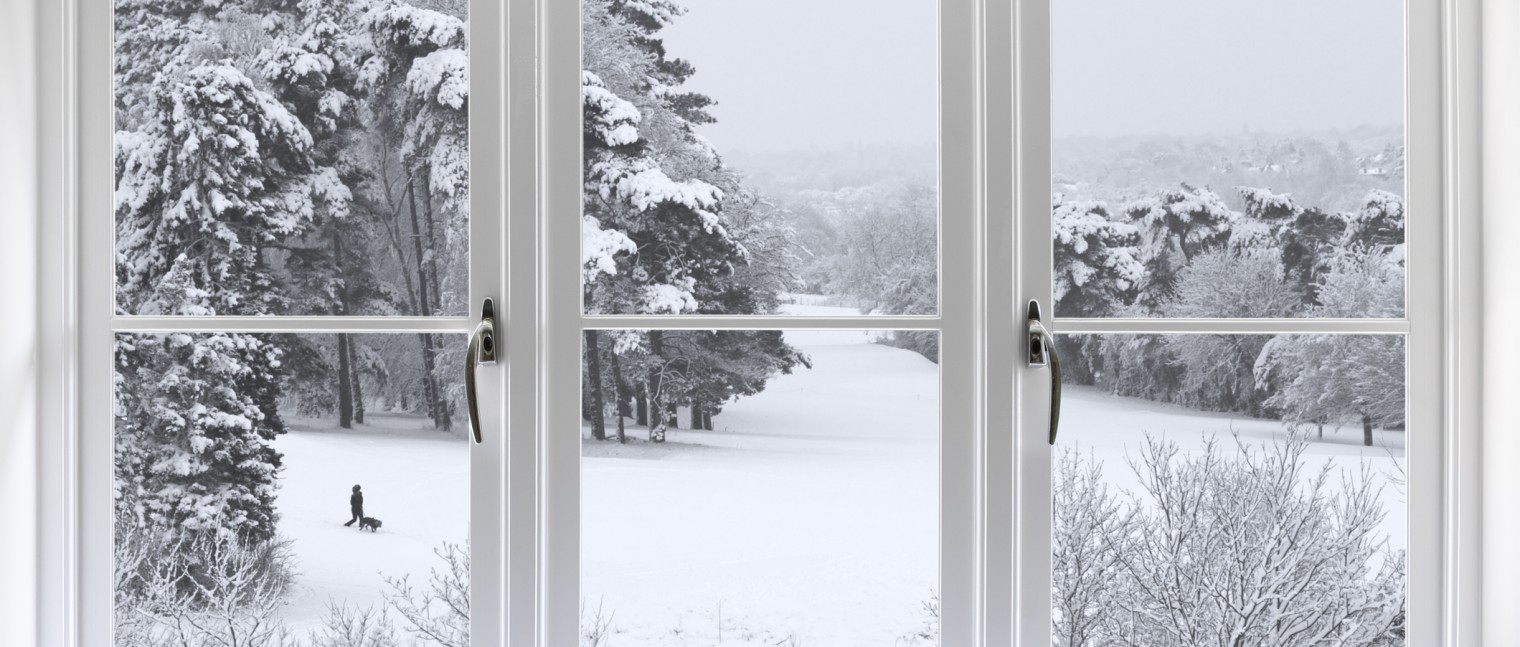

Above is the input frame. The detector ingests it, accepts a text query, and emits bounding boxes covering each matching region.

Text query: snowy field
[271,413,470,633]
[578,304,1406,645]
[582,306,942,646]
[259,308,1403,644]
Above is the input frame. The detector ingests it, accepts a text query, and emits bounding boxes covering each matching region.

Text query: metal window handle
[465,298,498,444]
[1026,300,1061,445]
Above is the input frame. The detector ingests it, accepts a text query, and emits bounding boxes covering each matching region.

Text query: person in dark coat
[343,484,364,527]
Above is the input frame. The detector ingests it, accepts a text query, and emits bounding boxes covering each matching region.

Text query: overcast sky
[656,0,1403,151]
[1054,0,1404,137]
[659,0,938,154]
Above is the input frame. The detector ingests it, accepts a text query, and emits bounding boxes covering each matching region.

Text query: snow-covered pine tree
[1344,189,1406,250]
[579,0,803,441]
[1052,197,1143,317]
[114,0,223,123]
[1122,183,1237,311]
[1233,186,1300,252]
[115,58,337,539]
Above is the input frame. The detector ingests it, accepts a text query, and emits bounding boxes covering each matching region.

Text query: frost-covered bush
[1052,450,1134,647]
[384,541,470,647]
[304,601,402,647]
[1157,249,1301,415]
[114,524,299,647]
[1256,249,1405,444]
[1052,437,1405,646]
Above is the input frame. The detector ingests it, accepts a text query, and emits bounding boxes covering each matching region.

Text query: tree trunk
[330,233,355,429]
[609,350,629,443]
[635,382,649,427]
[349,340,365,425]
[336,333,354,429]
[1317,422,1323,440]
[584,330,606,441]
[1362,414,1374,447]
[648,331,666,442]
[690,402,704,432]
[421,169,446,316]
[702,409,713,431]
[407,178,446,430]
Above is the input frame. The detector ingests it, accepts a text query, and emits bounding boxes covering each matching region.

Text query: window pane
[581,0,939,316]
[1052,0,1405,318]
[114,332,469,644]
[114,1,470,316]
[1051,333,1406,645]
[581,329,940,644]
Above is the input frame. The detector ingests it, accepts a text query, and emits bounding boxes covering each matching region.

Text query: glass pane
[114,1,470,316]
[581,0,939,316]
[581,329,940,644]
[1052,1,1405,318]
[1051,333,1406,645]
[114,332,469,645]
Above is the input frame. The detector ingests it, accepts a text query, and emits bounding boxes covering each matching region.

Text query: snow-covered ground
[271,412,470,633]
[260,304,1403,645]
[579,303,1406,645]
[582,317,941,646]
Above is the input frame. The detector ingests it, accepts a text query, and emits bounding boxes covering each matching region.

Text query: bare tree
[384,541,470,647]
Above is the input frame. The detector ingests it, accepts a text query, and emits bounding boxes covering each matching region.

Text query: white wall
[0,0,40,644]
[1485,1,1520,644]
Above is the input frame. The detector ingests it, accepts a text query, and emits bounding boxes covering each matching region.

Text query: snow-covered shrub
[1256,250,1405,444]
[1052,450,1134,647]
[1051,437,1405,646]
[304,600,402,647]
[383,541,470,647]
[580,598,618,647]
[1158,249,1301,415]
[895,590,941,645]
[114,524,299,647]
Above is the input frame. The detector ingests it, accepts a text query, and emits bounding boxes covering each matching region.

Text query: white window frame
[32,0,1484,645]
[36,0,522,645]
[1003,1,1484,645]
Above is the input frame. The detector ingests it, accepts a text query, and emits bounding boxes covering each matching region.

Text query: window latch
[1026,300,1061,445]
[465,298,498,444]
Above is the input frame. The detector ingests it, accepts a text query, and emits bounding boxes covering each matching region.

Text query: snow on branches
[1052,199,1143,317]
[116,61,329,316]
[116,332,286,542]
[407,48,469,110]
[583,71,643,147]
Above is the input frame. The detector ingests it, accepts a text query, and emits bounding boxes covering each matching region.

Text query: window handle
[1026,300,1061,445]
[465,298,498,444]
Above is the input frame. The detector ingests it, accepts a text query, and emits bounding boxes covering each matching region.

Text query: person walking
[343,484,364,527]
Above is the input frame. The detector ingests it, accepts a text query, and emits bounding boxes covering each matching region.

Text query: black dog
[359,517,383,532]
